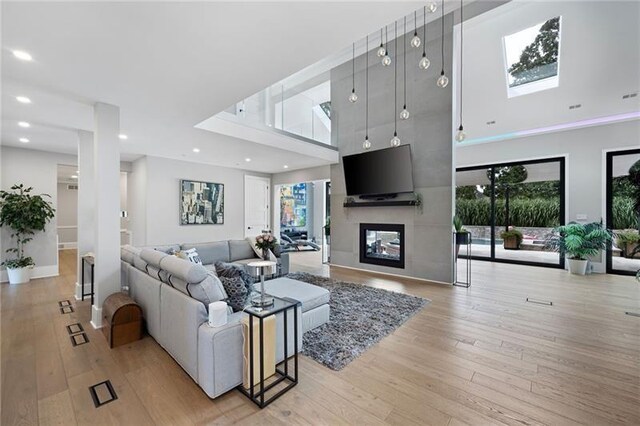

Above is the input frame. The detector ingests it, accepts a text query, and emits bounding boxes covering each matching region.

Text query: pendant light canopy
[456,0,466,142]
[410,11,421,48]
[377,28,386,57]
[364,35,371,150]
[400,17,410,120]
[382,26,391,66]
[436,0,449,88]
[391,21,401,147]
[348,43,358,103]
[419,5,431,70]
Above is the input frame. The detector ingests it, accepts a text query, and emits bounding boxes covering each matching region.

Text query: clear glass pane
[611,152,640,273]
[455,169,492,259]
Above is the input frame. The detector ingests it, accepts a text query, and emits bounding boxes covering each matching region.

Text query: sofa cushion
[120,244,141,264]
[153,244,181,254]
[160,255,208,283]
[140,248,168,268]
[133,255,148,273]
[167,273,228,306]
[181,242,230,265]
[263,278,330,313]
[229,240,257,262]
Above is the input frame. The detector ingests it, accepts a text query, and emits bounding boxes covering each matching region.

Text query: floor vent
[526,298,553,306]
[625,311,640,317]
[89,380,118,408]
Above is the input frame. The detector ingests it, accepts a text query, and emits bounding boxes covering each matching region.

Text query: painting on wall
[280,183,307,227]
[180,179,224,225]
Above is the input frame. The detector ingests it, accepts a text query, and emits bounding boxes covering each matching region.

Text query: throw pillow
[176,248,202,265]
[215,261,254,293]
[219,276,247,298]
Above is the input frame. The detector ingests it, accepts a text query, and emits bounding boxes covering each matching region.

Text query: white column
[76,130,95,300]
[91,103,121,328]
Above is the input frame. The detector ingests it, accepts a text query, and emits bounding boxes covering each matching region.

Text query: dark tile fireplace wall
[360,223,405,269]
[329,13,455,284]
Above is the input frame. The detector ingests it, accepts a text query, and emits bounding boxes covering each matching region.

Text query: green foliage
[546,222,613,260]
[508,17,560,86]
[500,229,523,244]
[456,185,477,200]
[615,229,640,245]
[453,215,465,232]
[612,176,635,198]
[0,184,55,268]
[3,257,34,269]
[629,159,640,229]
[456,198,560,228]
[612,196,637,229]
[488,165,528,186]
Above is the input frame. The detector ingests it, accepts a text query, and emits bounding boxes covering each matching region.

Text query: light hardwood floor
[2,249,639,425]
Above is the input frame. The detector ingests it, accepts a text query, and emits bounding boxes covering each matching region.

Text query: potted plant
[453,216,470,256]
[254,232,278,260]
[324,216,331,244]
[615,229,640,259]
[546,221,613,275]
[0,184,55,284]
[500,227,523,250]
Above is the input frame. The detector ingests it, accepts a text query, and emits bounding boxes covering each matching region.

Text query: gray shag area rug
[287,272,429,371]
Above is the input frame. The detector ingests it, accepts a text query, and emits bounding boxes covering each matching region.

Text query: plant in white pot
[0,184,55,284]
[546,221,613,275]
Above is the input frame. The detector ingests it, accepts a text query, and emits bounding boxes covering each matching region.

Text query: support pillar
[91,103,121,328]
[76,130,95,300]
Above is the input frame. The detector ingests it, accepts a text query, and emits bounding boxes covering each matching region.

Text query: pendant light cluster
[350,2,462,150]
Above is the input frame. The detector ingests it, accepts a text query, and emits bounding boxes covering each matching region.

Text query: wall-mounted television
[342,145,414,198]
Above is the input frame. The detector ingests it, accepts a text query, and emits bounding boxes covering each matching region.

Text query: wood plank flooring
[2,249,639,425]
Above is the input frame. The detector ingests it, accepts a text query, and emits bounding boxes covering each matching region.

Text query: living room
[1,1,639,425]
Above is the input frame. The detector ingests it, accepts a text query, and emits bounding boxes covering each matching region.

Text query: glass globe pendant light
[410,11,421,48]
[381,26,391,66]
[391,132,401,147]
[418,6,431,70]
[364,35,372,150]
[400,17,410,121]
[348,43,358,103]
[456,0,466,142]
[390,22,401,147]
[376,28,386,57]
[437,0,448,88]
[427,2,437,13]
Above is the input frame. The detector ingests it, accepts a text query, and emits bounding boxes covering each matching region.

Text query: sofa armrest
[278,252,290,276]
[197,312,244,398]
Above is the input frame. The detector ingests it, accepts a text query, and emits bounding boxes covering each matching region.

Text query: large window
[503,16,561,97]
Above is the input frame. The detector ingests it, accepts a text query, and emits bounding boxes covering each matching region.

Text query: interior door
[245,175,271,237]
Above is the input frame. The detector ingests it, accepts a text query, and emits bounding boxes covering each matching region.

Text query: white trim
[59,242,78,250]
[330,263,453,286]
[0,264,59,283]
[90,306,103,329]
[57,225,78,229]
[74,281,93,301]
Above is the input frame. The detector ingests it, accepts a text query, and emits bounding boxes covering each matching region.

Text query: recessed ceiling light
[18,121,30,128]
[283,165,289,169]
[71,175,78,179]
[192,148,200,153]
[12,50,33,61]
[118,134,128,140]
[16,96,31,104]
[245,158,251,162]
[19,137,29,143]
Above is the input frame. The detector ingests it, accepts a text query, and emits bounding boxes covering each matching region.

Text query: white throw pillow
[177,248,203,265]
[246,235,263,258]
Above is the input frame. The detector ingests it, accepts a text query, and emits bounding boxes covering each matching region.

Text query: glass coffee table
[237,295,300,408]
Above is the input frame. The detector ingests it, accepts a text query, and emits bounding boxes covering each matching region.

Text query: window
[503,16,561,97]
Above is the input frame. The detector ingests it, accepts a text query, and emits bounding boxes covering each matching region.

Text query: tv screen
[342,145,414,197]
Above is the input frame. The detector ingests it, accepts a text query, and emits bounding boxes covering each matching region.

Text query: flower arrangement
[255,233,278,252]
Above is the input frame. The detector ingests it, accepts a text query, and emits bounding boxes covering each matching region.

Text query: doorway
[244,175,271,237]
[456,157,565,268]
[606,148,640,275]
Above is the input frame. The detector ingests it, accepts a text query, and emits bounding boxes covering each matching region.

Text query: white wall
[272,165,330,186]
[456,119,640,271]
[128,155,270,246]
[0,147,77,279]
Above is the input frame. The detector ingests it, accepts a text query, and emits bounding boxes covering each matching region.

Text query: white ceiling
[1,1,426,173]
[459,0,640,142]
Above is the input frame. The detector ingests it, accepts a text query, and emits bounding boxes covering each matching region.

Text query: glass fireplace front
[359,223,405,269]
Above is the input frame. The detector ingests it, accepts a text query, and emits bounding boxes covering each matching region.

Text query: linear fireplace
[359,223,405,269]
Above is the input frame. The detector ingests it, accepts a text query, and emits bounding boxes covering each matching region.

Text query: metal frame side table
[237,296,300,408]
[454,232,471,288]
[81,255,95,305]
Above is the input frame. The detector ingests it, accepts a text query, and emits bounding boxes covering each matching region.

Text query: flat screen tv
[342,145,414,197]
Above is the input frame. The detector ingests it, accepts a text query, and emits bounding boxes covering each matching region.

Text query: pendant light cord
[423,6,427,56]
[403,17,407,108]
[366,35,369,138]
[394,21,398,133]
[459,0,464,126]
[441,0,445,73]
[352,43,356,91]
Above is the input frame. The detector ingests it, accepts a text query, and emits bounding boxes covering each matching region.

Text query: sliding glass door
[456,157,565,268]
[606,149,640,275]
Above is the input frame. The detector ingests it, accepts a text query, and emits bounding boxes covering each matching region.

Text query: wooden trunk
[102,293,143,348]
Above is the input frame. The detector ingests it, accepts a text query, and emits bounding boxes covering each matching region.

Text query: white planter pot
[567,258,588,275]
[7,266,32,284]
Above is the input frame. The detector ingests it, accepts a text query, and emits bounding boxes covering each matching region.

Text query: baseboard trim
[90,306,103,329]
[329,263,453,286]
[0,264,59,283]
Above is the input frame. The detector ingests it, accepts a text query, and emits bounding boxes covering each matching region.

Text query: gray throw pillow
[214,261,254,293]
[219,276,249,312]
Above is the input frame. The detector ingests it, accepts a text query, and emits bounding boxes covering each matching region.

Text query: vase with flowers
[255,233,278,260]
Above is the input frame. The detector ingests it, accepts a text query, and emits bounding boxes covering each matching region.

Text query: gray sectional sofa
[119,239,330,399]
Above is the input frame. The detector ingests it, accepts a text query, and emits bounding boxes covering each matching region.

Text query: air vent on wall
[486,120,496,125]
[568,104,582,110]
[622,92,638,99]
[67,184,78,190]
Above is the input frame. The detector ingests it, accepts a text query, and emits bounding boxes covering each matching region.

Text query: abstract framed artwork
[180,179,224,225]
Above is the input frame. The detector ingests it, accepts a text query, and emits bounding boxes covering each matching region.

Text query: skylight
[503,16,561,97]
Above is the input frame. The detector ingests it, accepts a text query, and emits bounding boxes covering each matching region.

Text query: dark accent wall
[330,15,455,283]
